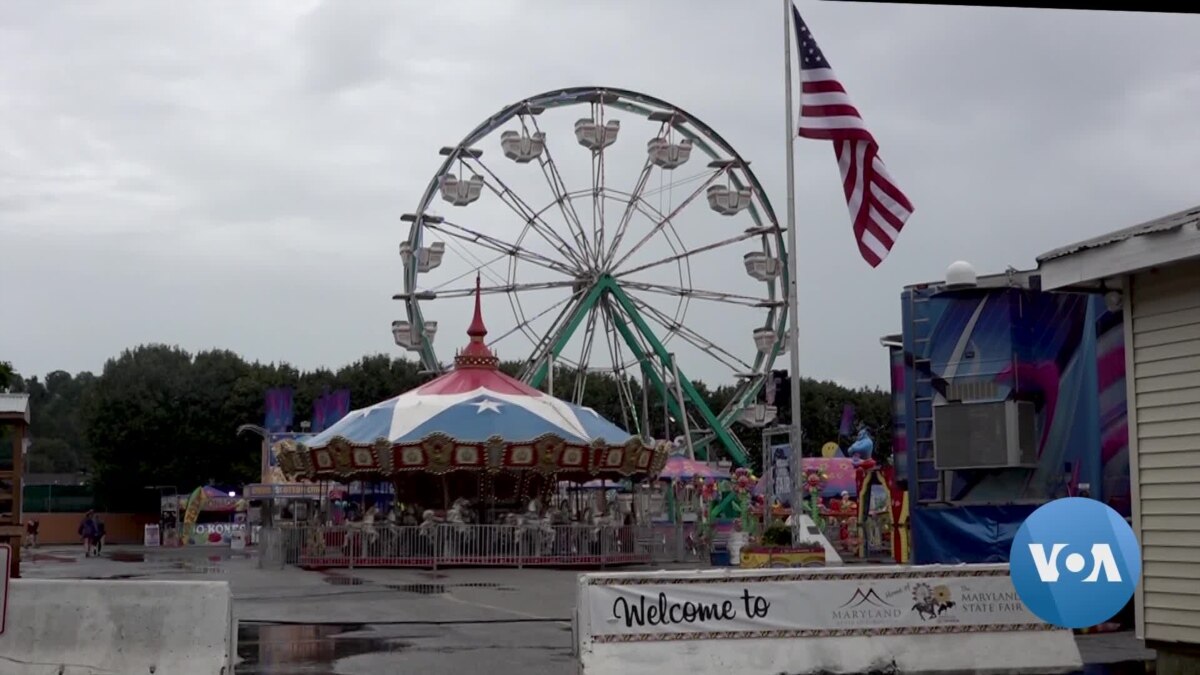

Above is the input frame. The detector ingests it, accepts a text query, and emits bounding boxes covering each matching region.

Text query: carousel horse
[588,505,618,554]
[447,498,473,528]
[517,497,555,554]
[417,509,441,555]
[341,504,381,557]
[554,501,571,525]
[306,523,327,557]
[443,498,477,556]
[400,504,420,526]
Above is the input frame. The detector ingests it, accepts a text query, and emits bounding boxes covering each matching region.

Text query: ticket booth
[0,393,30,578]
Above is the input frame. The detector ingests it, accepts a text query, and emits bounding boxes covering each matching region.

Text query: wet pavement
[233,620,1152,675]
[18,545,1157,674]
[235,621,574,675]
[236,623,408,674]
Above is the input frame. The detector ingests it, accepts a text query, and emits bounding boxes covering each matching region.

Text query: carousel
[272,280,669,567]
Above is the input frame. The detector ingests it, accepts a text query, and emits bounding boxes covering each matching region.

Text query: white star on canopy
[473,399,503,414]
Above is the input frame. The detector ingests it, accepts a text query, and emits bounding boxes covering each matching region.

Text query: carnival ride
[273,282,669,566]
[259,88,906,569]
[392,87,790,467]
[279,281,666,496]
[745,426,897,560]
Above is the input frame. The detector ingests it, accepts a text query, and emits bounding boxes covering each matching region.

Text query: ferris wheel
[393,87,790,466]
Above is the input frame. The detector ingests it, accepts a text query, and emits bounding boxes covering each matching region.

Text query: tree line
[1,347,893,511]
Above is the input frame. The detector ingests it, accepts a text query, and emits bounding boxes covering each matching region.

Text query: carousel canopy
[277,277,668,482]
[304,376,630,447]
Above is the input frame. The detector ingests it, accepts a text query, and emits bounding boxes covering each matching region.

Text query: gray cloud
[3,1,1199,396]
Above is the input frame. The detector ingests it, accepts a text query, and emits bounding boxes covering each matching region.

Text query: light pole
[237,424,270,484]
[782,0,806,539]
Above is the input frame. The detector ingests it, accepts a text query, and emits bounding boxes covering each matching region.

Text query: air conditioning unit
[933,399,1037,470]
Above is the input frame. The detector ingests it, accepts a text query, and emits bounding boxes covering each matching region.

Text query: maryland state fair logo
[832,587,903,624]
[910,583,956,621]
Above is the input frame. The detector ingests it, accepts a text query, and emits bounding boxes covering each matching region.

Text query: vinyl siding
[1130,261,1200,644]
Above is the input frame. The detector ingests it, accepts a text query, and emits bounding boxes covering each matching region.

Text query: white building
[1037,205,1200,675]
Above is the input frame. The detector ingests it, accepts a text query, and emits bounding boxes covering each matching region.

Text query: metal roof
[0,393,30,422]
[1037,205,1200,263]
[903,266,1041,293]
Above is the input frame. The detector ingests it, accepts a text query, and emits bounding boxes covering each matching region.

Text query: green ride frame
[527,275,750,466]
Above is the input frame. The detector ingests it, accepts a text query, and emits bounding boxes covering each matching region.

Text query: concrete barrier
[575,564,1082,674]
[0,579,234,674]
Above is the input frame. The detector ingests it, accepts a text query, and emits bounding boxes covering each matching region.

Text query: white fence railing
[257,514,898,569]
[262,523,651,569]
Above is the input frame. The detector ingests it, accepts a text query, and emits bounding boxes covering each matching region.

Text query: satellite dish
[1104,290,1123,312]
[945,260,978,288]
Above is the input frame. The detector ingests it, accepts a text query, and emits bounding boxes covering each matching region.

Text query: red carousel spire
[467,273,487,341]
[455,273,499,369]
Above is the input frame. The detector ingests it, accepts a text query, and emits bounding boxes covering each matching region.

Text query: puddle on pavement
[82,574,147,580]
[387,583,447,594]
[1071,663,1154,674]
[317,577,512,594]
[321,575,368,586]
[107,551,228,574]
[170,560,224,574]
[237,623,408,674]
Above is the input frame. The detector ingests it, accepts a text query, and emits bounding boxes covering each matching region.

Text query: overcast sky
[3,1,1199,393]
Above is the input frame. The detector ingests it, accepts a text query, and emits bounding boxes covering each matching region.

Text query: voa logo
[1010,498,1141,629]
[1027,542,1122,583]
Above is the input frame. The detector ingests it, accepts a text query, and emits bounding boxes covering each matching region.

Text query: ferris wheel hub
[572,274,601,296]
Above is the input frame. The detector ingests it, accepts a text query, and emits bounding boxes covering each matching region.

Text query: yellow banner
[180,487,208,544]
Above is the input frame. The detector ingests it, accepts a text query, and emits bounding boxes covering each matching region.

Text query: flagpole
[782,0,805,527]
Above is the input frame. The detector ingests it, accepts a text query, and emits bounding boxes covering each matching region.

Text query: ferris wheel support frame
[401,87,793,469]
[523,274,749,466]
[606,305,687,435]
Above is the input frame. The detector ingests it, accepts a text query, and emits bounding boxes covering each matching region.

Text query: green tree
[26,341,893,512]
[0,361,13,391]
[83,345,274,510]
[23,370,96,475]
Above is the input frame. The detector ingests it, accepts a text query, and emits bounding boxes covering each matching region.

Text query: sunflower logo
[933,585,952,605]
[912,582,956,620]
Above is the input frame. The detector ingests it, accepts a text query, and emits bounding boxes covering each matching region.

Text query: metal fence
[257,513,899,570]
[22,485,94,513]
[261,523,652,569]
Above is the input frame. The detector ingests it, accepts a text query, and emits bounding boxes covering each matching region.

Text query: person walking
[78,511,97,557]
[94,516,107,555]
[24,519,39,549]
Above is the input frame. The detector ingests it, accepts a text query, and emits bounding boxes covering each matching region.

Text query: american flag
[793,5,914,268]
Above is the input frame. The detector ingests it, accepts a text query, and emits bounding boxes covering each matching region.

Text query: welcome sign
[580,565,1050,642]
